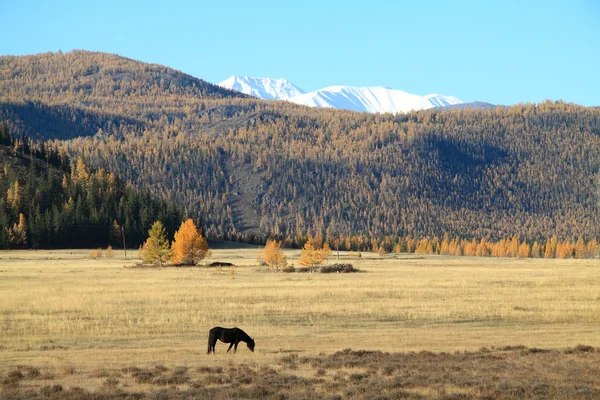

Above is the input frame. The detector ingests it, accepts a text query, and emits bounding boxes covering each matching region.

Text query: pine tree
[0,200,9,249]
[141,221,172,266]
[171,219,208,265]
[0,122,11,146]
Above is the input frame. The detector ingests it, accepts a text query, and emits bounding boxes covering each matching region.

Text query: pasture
[1,247,599,399]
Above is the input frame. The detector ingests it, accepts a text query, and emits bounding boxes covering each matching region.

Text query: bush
[89,248,103,259]
[575,344,595,353]
[319,264,360,273]
[208,262,234,267]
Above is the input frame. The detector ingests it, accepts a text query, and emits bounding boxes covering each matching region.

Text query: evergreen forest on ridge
[0,122,182,249]
[1,50,600,250]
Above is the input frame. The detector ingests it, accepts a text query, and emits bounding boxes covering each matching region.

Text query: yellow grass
[1,248,599,393]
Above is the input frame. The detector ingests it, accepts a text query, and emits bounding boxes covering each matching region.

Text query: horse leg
[234,341,239,353]
[227,342,235,352]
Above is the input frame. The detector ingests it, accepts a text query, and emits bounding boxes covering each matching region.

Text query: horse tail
[207,332,212,354]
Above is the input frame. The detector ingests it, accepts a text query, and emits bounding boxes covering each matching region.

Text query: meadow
[1,246,599,399]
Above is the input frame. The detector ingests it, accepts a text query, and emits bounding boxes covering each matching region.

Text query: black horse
[207,327,255,354]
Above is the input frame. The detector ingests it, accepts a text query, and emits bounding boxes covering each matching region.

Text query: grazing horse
[207,326,255,354]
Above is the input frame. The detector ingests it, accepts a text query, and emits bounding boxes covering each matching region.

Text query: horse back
[233,327,249,340]
[209,326,250,342]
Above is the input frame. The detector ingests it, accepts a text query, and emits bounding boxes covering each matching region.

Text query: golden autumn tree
[8,213,27,247]
[531,241,542,258]
[171,219,209,265]
[7,180,21,208]
[320,242,332,263]
[518,240,530,258]
[543,236,557,258]
[415,238,434,254]
[476,238,489,257]
[298,242,332,271]
[298,242,323,271]
[574,237,585,259]
[141,221,172,266]
[263,239,287,270]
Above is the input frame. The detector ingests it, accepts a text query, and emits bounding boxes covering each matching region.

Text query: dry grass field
[1,246,600,399]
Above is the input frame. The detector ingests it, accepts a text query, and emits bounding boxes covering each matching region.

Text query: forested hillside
[0,124,182,249]
[2,51,600,249]
[0,50,246,141]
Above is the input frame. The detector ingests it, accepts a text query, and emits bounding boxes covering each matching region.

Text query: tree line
[0,124,184,249]
[338,234,597,259]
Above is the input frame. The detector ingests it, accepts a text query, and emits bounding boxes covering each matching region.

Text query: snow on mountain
[218,75,463,113]
[286,86,463,114]
[218,76,304,100]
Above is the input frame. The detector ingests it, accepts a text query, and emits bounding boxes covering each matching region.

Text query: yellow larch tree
[171,219,209,265]
[320,242,332,263]
[298,242,332,271]
[8,213,27,247]
[298,242,321,271]
[263,239,287,270]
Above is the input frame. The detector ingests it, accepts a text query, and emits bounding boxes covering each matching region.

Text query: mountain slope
[2,51,600,246]
[0,50,248,140]
[0,50,245,103]
[218,76,304,100]
[68,101,600,244]
[287,85,462,113]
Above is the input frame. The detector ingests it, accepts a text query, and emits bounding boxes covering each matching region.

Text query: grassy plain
[1,247,599,398]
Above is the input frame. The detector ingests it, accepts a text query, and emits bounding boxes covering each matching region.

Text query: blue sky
[1,0,598,106]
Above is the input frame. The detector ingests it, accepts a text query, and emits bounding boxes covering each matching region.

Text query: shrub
[319,264,360,273]
[208,262,234,267]
[575,344,595,353]
[89,248,103,259]
[102,377,119,391]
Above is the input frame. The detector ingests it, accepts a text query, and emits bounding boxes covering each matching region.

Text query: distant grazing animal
[207,326,255,354]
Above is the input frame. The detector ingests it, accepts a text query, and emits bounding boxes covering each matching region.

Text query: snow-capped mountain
[218,76,304,100]
[287,86,462,113]
[218,75,463,113]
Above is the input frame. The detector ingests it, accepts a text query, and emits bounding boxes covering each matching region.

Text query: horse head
[247,338,255,352]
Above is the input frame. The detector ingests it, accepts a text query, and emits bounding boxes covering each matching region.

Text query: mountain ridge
[218,75,464,113]
[218,76,304,100]
[287,85,462,113]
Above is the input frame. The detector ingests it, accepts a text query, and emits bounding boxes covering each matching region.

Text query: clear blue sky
[1,0,598,105]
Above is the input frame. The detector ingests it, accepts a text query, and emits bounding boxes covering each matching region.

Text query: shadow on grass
[2,345,599,399]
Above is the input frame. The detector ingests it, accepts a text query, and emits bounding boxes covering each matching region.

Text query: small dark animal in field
[207,326,255,354]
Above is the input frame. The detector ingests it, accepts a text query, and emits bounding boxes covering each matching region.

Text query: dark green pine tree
[0,200,9,249]
[0,122,11,146]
